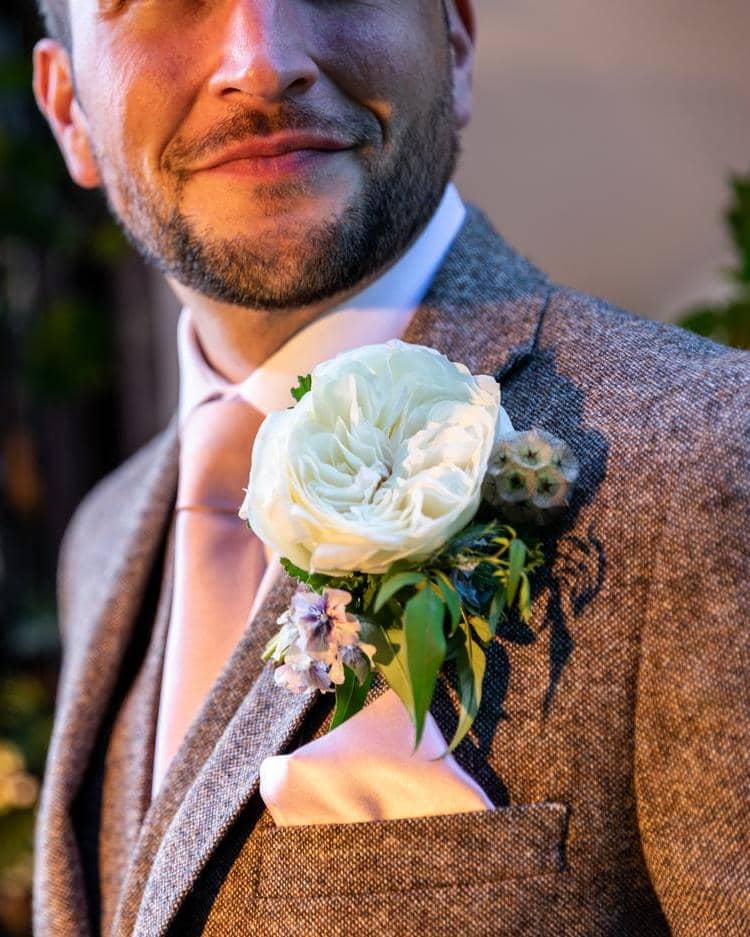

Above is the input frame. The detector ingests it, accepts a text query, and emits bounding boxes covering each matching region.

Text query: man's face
[41,0,472,309]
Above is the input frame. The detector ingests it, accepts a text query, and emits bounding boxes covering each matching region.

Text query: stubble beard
[93,75,459,311]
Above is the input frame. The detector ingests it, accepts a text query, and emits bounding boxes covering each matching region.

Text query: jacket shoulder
[61,425,175,561]
[543,282,750,402]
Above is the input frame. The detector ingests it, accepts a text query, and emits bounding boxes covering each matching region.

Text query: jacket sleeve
[635,357,750,934]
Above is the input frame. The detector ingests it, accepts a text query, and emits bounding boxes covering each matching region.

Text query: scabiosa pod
[482,427,580,526]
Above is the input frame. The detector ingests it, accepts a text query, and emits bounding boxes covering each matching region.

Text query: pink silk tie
[151,396,267,799]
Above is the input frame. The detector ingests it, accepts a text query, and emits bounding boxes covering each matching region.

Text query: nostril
[289,74,314,94]
[211,58,318,102]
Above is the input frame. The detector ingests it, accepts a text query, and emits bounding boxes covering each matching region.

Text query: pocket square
[259,688,493,826]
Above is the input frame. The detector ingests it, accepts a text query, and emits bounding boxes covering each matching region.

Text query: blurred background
[1,0,749,933]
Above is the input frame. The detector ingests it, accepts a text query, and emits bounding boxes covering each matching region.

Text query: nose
[208,0,319,102]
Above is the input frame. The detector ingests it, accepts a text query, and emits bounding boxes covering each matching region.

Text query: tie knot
[177,396,265,512]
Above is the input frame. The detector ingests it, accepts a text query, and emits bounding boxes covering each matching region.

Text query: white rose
[239,340,509,575]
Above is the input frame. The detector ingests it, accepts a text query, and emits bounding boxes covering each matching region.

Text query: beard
[93,71,459,311]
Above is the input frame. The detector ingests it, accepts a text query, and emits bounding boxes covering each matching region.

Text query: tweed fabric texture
[33,205,750,937]
[96,523,174,936]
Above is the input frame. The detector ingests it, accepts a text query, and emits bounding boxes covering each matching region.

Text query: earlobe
[32,39,101,189]
[66,98,102,189]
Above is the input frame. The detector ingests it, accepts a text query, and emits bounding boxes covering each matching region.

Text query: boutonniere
[239,340,578,751]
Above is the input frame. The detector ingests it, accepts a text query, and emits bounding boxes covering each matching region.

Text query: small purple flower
[292,587,360,655]
[340,644,375,685]
[274,659,333,694]
[268,586,375,695]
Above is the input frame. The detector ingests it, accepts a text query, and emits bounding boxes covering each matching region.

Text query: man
[31,1,749,935]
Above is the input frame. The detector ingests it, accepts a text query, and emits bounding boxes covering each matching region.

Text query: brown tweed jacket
[33,205,750,937]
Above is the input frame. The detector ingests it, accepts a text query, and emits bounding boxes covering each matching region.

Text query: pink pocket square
[259,688,493,826]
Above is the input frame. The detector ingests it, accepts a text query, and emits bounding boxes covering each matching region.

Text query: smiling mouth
[197,147,351,179]
[190,131,355,179]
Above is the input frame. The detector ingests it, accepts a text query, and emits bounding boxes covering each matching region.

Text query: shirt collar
[177,182,466,427]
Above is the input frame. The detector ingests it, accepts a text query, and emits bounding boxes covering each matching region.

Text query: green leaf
[373,572,426,613]
[432,570,461,633]
[518,573,532,623]
[329,666,373,732]
[280,557,331,592]
[441,521,498,555]
[469,615,493,645]
[362,576,379,610]
[506,538,527,607]
[488,589,507,630]
[404,587,447,750]
[279,557,310,579]
[448,631,487,752]
[291,374,312,403]
[261,634,279,662]
[360,619,414,717]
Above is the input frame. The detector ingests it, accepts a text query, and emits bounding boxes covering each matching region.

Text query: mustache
[164,99,381,170]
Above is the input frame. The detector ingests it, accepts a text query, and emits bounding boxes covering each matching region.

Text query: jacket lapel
[34,418,179,937]
[110,569,304,937]
[401,204,553,382]
[115,203,555,937]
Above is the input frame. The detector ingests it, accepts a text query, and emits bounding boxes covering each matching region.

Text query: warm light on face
[47,0,465,309]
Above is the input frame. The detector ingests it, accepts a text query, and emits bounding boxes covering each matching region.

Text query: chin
[184,168,358,226]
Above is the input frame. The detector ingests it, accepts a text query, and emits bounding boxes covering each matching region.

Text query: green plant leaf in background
[677,167,750,350]
[25,299,113,402]
[374,571,426,612]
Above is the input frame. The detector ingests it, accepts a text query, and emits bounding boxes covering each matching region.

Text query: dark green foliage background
[0,6,127,934]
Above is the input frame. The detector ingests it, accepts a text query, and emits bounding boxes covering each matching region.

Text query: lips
[194,133,353,172]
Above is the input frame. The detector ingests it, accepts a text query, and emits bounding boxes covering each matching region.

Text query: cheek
[80,32,202,178]
[316,11,441,127]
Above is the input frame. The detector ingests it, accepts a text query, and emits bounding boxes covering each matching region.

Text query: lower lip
[199,148,349,179]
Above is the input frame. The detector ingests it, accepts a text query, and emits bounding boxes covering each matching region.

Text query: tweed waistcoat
[34,205,750,937]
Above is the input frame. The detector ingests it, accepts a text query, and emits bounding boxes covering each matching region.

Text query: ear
[32,39,101,189]
[445,0,476,130]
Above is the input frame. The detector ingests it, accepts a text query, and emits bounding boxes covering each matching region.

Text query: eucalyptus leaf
[404,587,447,750]
[329,665,373,732]
[442,521,497,555]
[373,571,426,613]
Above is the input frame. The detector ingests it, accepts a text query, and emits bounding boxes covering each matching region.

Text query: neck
[167,281,311,382]
[166,183,464,382]
[167,255,405,384]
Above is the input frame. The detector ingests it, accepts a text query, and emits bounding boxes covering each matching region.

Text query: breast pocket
[255,801,570,898]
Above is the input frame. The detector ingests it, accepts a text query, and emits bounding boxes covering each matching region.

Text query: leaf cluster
[278,519,544,755]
